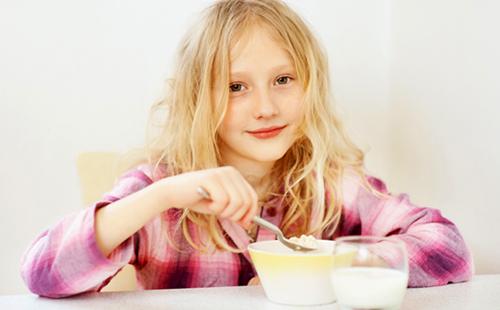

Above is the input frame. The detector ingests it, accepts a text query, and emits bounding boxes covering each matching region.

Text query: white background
[1,0,499,295]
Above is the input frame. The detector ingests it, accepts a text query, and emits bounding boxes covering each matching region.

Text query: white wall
[0,0,211,295]
[0,0,498,295]
[387,0,500,274]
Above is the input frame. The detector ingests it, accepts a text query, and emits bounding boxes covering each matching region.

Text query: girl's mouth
[246,125,287,139]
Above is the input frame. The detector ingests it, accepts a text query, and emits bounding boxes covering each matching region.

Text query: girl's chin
[245,149,289,163]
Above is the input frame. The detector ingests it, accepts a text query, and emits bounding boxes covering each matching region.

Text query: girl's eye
[275,76,292,85]
[229,83,245,92]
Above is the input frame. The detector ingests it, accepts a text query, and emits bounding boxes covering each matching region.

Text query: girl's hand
[158,166,259,227]
[247,276,260,286]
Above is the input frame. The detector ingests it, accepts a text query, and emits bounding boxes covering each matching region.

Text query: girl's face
[217,25,304,166]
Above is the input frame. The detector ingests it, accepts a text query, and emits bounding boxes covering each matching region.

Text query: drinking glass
[331,236,409,310]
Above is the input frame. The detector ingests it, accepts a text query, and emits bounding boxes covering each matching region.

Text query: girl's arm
[95,165,258,257]
[20,165,258,298]
[336,173,474,287]
[94,180,168,257]
[20,168,157,298]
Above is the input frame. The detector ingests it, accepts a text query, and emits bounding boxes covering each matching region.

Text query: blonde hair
[146,0,365,252]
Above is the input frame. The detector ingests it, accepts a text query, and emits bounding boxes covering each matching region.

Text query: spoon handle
[252,216,283,238]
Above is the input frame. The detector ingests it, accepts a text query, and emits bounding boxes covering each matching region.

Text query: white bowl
[248,240,336,306]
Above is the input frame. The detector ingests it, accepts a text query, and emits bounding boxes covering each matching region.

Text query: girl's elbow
[460,250,475,281]
[21,262,75,298]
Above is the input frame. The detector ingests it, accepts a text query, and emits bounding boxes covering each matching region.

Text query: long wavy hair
[146,0,366,252]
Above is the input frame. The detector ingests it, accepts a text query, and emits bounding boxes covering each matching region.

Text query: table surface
[1,274,499,310]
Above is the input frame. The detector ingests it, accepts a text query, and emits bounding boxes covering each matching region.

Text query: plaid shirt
[21,165,473,298]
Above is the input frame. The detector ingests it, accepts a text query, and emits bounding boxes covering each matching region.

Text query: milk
[331,267,408,309]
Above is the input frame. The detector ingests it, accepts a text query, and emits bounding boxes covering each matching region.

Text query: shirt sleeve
[20,166,154,298]
[337,173,474,287]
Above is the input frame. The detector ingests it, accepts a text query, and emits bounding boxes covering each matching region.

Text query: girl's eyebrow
[230,64,295,78]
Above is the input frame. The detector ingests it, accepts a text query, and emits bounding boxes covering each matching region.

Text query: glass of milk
[331,236,409,310]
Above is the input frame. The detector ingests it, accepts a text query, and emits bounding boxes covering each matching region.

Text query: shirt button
[266,207,277,217]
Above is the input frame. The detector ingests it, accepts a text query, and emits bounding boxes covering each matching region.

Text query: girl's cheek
[279,92,302,111]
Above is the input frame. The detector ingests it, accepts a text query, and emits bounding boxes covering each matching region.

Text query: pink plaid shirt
[20,165,473,298]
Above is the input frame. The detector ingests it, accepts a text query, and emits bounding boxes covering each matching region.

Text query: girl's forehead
[229,24,293,70]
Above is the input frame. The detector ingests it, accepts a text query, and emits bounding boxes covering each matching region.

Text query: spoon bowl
[251,216,317,251]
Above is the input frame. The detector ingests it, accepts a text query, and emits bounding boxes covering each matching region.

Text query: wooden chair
[76,152,137,292]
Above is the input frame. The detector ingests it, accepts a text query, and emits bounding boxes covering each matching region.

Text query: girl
[21,0,472,298]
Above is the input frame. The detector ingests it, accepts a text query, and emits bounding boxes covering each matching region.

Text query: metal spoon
[196,186,317,252]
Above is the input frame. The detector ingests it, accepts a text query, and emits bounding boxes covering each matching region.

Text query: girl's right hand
[157,166,259,228]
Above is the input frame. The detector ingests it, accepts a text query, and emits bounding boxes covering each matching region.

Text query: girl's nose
[252,88,278,119]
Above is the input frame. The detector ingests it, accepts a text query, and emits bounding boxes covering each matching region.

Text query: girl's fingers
[217,167,255,222]
[196,172,239,217]
[225,169,254,221]
[239,177,259,225]
[217,170,244,219]
[199,178,228,215]
[230,204,250,223]
[190,167,258,224]
[247,276,260,286]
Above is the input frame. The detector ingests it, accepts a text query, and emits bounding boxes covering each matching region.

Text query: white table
[1,275,498,310]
